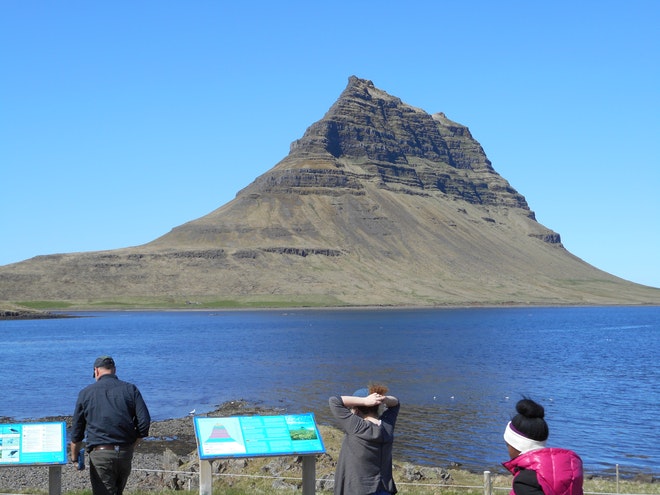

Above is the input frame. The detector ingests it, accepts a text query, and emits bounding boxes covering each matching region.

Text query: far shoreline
[4,302,660,320]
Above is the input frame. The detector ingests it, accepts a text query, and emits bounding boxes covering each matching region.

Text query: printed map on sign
[194,413,325,459]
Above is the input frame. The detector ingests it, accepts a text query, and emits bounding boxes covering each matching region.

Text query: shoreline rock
[1,401,656,493]
[0,310,72,320]
[0,401,291,492]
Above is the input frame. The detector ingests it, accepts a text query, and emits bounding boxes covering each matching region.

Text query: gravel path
[0,401,281,492]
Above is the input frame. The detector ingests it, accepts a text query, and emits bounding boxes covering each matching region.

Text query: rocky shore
[0,401,260,492]
[0,401,458,493]
[1,401,656,494]
[0,304,73,320]
[1,402,323,492]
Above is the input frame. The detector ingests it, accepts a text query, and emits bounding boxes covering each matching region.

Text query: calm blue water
[1,307,658,477]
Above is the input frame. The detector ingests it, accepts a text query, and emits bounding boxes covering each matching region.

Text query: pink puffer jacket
[503,448,584,495]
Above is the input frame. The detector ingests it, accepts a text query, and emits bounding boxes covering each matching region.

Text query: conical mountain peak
[2,77,658,306]
[244,76,529,211]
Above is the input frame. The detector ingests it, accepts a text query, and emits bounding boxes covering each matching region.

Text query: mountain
[2,76,659,307]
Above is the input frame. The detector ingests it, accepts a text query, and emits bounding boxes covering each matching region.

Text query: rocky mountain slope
[2,76,658,306]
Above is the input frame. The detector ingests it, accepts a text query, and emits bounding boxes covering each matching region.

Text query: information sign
[0,422,67,466]
[194,413,325,460]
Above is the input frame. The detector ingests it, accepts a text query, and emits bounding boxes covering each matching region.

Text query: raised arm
[341,393,398,408]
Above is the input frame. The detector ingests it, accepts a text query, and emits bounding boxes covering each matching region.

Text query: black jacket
[513,469,545,495]
[71,374,151,447]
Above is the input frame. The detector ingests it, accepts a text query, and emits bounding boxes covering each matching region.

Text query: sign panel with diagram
[194,413,325,459]
[0,422,67,465]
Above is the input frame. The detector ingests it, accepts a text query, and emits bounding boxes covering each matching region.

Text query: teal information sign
[194,413,325,459]
[0,422,67,466]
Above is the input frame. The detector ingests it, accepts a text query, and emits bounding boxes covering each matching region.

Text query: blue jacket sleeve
[133,387,151,438]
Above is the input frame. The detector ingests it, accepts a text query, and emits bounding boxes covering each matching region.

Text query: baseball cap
[93,356,115,376]
[353,387,369,397]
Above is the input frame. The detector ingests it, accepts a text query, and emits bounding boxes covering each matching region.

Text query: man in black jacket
[70,356,151,495]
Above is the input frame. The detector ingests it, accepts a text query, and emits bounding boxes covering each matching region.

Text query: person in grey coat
[329,384,400,495]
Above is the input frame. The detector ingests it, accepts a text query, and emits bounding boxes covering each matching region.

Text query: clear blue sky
[2,1,659,288]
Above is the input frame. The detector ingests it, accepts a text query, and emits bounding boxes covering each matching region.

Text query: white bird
[189,409,196,416]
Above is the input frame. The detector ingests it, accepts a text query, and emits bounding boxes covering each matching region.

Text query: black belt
[91,444,131,452]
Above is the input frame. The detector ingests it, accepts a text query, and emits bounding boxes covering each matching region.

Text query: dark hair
[511,397,549,441]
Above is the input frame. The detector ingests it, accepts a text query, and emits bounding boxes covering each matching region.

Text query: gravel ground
[0,401,282,493]
[5,402,653,494]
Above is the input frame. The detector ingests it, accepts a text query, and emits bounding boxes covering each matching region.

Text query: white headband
[504,421,546,453]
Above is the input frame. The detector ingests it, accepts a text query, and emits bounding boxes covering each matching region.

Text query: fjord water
[2,306,658,476]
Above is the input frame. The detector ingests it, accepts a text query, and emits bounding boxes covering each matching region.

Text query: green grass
[6,434,658,495]
[9,294,351,311]
[16,300,75,309]
[54,474,660,495]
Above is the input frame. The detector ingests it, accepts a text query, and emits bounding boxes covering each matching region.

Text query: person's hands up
[364,393,383,406]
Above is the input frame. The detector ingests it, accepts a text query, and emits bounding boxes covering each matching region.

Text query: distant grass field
[13,294,351,311]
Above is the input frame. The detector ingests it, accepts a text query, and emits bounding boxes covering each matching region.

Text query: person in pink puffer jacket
[502,398,583,495]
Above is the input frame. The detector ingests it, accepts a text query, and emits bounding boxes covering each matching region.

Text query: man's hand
[70,441,84,470]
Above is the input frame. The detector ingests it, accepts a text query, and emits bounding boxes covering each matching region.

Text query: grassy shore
[1,408,657,495]
[61,422,660,495]
[201,424,659,494]
[59,451,659,495]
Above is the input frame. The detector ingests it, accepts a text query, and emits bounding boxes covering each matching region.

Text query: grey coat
[329,396,400,495]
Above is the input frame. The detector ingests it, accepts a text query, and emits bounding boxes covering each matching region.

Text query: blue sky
[2,1,659,288]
